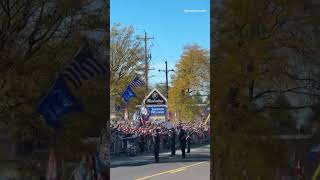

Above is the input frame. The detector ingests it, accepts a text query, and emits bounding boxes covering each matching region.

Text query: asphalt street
[111,145,210,180]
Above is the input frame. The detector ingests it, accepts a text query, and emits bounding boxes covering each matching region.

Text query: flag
[46,149,57,180]
[129,76,145,89]
[62,45,107,88]
[37,75,82,129]
[124,106,129,121]
[140,105,150,121]
[121,86,136,102]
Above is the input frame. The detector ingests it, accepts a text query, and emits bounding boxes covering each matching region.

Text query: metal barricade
[111,131,210,157]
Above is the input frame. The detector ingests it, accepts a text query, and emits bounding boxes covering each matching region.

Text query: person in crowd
[139,134,145,154]
[153,128,161,163]
[178,126,187,158]
[110,119,209,158]
[170,128,176,156]
[186,131,192,153]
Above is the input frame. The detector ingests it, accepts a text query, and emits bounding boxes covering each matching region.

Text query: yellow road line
[169,168,186,173]
[135,162,207,180]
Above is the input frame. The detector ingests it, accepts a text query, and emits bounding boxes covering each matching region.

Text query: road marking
[135,162,207,180]
[169,168,186,173]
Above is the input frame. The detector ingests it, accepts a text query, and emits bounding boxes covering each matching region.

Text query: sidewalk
[111,144,210,167]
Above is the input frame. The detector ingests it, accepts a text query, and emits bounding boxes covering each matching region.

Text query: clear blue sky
[111,0,210,87]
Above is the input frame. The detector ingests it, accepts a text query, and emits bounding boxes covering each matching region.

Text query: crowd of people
[110,120,210,160]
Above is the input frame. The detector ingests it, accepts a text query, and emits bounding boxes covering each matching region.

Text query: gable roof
[143,88,167,104]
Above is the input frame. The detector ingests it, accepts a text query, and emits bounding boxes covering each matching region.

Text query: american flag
[62,45,107,88]
[129,76,145,89]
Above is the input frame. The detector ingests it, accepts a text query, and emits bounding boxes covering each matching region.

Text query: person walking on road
[138,134,145,154]
[170,128,176,156]
[153,128,160,163]
[178,126,187,159]
[186,131,192,153]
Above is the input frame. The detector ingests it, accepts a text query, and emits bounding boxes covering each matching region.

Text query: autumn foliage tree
[0,0,107,178]
[212,0,319,179]
[110,23,146,120]
[168,44,209,123]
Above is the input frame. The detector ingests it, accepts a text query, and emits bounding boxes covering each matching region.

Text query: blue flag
[37,75,82,128]
[121,86,135,103]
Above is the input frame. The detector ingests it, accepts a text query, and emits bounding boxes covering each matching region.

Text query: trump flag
[37,75,82,128]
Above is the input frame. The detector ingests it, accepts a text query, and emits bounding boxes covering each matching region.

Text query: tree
[268,94,297,132]
[153,83,167,96]
[0,0,107,178]
[168,44,209,123]
[110,23,145,119]
[212,0,319,179]
[193,91,204,104]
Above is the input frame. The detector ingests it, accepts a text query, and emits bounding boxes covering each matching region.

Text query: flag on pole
[46,149,57,180]
[140,105,150,121]
[121,86,136,103]
[124,106,129,121]
[129,76,145,89]
[62,45,107,88]
[96,128,110,172]
[204,113,210,125]
[37,75,82,129]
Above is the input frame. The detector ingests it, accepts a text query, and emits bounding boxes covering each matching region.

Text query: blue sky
[111,0,210,86]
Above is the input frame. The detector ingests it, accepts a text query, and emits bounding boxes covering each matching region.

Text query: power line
[137,31,154,96]
[158,61,175,98]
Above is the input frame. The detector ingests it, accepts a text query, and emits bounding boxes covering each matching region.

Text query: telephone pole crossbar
[158,61,174,98]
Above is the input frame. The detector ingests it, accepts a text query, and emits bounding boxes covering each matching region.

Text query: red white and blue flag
[62,45,107,88]
[129,76,145,89]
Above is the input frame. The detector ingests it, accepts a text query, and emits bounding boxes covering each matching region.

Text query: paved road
[111,145,210,180]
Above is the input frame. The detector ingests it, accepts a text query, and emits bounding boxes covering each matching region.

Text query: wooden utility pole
[137,31,154,95]
[158,61,174,98]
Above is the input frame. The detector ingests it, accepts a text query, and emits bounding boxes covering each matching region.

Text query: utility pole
[159,61,174,98]
[137,31,154,95]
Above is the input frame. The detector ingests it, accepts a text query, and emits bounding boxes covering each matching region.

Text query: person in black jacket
[153,128,160,162]
[178,126,187,158]
[139,134,145,154]
[170,128,176,156]
[186,131,192,153]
